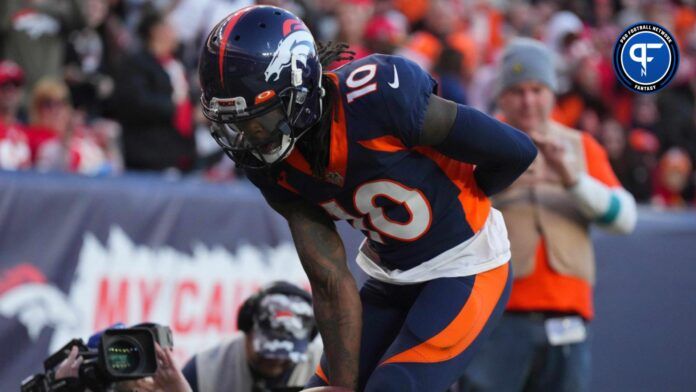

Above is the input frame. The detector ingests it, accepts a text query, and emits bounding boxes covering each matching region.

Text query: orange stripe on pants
[315,363,330,384]
[381,263,509,364]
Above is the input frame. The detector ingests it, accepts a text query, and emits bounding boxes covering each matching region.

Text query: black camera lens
[104,339,141,374]
[100,327,158,380]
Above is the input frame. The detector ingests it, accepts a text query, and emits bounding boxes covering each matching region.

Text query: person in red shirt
[26,78,111,174]
[0,60,31,170]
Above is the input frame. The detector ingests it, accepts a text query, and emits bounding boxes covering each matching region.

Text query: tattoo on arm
[269,200,362,389]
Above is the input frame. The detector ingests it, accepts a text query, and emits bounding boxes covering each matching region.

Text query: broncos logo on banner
[0,264,78,340]
[264,19,315,83]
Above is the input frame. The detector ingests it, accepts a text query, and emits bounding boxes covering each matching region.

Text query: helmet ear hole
[234,35,241,41]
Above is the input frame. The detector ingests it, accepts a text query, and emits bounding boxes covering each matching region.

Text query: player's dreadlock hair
[294,42,355,178]
[317,41,355,67]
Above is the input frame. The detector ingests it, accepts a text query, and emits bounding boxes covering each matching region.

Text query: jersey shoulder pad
[334,54,438,146]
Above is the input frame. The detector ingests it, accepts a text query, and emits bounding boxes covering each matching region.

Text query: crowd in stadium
[1,0,695,207]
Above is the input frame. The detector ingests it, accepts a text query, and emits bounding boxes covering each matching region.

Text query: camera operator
[25,322,187,392]
[51,342,191,392]
[182,282,322,392]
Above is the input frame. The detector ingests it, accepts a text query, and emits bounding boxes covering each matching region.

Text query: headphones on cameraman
[237,281,318,340]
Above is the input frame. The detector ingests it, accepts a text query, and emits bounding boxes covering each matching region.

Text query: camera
[21,323,173,392]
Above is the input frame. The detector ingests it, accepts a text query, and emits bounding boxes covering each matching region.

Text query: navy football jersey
[247,54,496,272]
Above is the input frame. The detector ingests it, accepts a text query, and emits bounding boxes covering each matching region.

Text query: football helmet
[199,5,323,169]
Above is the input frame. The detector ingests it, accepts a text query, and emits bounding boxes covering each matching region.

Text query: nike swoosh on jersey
[388,64,399,88]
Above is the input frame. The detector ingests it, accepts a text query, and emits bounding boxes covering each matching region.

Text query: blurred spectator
[182,282,321,392]
[422,0,459,39]
[652,147,695,207]
[26,78,72,167]
[414,0,481,80]
[97,0,136,75]
[311,0,341,42]
[363,9,408,55]
[112,9,196,172]
[600,118,626,163]
[334,0,374,61]
[168,0,253,70]
[504,1,535,38]
[632,95,660,132]
[616,0,643,27]
[433,46,468,105]
[64,0,115,118]
[460,38,636,392]
[467,59,499,113]
[0,0,86,92]
[76,111,124,174]
[395,31,442,72]
[26,78,116,174]
[393,0,428,25]
[599,119,655,203]
[655,58,696,165]
[625,128,661,202]
[466,0,505,66]
[674,1,696,45]
[0,60,31,170]
[546,11,610,134]
[445,30,479,81]
[589,0,620,40]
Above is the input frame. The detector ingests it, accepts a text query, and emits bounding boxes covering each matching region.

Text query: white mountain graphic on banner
[48,226,308,363]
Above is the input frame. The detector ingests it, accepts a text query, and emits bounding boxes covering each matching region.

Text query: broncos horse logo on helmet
[198,6,324,169]
[265,19,315,83]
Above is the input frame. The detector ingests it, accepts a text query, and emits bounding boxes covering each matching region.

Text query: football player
[198,6,537,391]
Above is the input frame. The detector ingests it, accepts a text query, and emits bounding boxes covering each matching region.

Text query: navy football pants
[306,262,511,392]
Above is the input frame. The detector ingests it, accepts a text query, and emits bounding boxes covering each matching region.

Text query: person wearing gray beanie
[497,37,558,96]
[493,37,561,137]
[457,37,637,392]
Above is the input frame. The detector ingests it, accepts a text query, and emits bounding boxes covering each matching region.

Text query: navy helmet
[199,5,324,169]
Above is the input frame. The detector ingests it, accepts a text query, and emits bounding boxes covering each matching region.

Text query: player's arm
[267,198,361,389]
[418,94,538,196]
